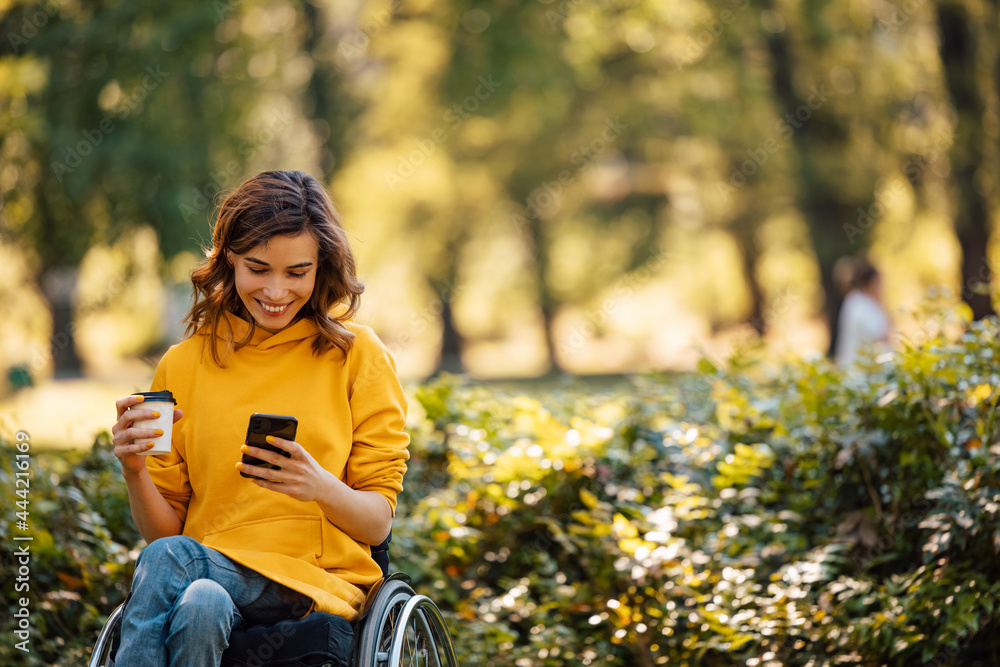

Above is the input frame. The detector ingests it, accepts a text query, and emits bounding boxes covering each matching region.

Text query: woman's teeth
[257,300,288,314]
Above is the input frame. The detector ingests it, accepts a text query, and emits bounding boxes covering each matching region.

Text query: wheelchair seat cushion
[220,611,355,667]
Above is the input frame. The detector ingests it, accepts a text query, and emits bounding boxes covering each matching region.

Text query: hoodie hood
[196,303,351,351]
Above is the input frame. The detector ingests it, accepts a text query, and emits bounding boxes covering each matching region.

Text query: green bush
[394,314,1000,666]
[1,434,138,666]
[5,309,1000,665]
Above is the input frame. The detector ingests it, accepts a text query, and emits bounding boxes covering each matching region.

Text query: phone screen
[240,413,298,480]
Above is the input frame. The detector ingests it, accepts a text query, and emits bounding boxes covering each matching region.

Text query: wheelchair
[88,535,459,667]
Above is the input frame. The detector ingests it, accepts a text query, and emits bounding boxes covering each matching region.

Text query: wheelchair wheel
[386,594,459,667]
[355,579,459,667]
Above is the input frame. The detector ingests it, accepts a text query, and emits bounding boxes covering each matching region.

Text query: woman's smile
[255,298,292,315]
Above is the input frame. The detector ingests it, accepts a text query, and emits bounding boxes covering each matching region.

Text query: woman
[110,170,409,666]
[834,259,890,367]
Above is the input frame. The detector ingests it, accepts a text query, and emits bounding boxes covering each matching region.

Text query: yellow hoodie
[145,310,409,621]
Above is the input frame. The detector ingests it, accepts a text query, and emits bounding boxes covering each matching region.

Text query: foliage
[1,434,139,666]
[397,314,1000,666]
[6,315,1000,664]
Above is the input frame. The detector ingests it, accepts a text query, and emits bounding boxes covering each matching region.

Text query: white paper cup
[131,391,176,455]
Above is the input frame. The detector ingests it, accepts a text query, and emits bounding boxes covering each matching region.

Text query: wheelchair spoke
[398,607,429,667]
[376,596,408,661]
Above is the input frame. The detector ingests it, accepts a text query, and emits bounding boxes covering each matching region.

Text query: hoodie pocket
[203,515,323,564]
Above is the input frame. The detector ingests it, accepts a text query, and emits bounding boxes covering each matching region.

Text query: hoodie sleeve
[344,329,410,517]
[145,348,193,523]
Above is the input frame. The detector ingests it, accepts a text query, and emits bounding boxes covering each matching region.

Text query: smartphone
[240,413,298,480]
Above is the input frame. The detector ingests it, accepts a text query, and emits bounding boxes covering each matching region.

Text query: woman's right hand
[112,395,183,477]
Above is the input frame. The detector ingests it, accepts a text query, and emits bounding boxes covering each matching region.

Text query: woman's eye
[247,268,306,278]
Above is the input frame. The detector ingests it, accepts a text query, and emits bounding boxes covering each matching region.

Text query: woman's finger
[111,396,157,474]
[114,397,163,439]
[261,435,303,456]
[253,476,307,499]
[241,444,288,467]
[121,441,156,456]
[122,424,164,443]
[115,394,144,420]
[237,461,286,482]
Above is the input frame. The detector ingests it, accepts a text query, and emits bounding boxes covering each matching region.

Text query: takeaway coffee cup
[131,391,176,455]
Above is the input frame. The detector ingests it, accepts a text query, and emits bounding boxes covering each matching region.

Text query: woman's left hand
[237,436,333,503]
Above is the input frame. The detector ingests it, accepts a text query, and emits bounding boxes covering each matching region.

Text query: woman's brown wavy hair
[182,170,365,368]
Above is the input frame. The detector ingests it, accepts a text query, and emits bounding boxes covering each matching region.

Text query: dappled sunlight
[4,0,996,387]
[75,227,165,368]
[463,322,552,378]
[0,239,51,386]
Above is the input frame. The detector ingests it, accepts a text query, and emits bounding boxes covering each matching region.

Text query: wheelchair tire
[354,578,415,666]
[354,579,460,667]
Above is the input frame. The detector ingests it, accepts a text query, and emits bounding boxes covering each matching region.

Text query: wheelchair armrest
[371,532,391,578]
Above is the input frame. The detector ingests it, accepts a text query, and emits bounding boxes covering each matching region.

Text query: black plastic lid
[132,390,176,404]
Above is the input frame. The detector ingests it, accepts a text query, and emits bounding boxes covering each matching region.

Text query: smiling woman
[189,170,365,367]
[107,170,409,667]
[227,233,319,334]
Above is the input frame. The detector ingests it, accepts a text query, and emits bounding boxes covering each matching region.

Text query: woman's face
[865,274,883,302]
[226,233,319,334]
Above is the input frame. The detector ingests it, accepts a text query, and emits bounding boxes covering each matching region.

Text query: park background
[3,0,1000,665]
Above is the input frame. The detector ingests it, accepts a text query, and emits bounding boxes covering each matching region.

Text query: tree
[756,0,886,355]
[935,0,998,320]
[0,0,358,375]
[339,0,671,374]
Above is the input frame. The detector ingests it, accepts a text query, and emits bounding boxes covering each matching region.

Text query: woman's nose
[262,276,290,298]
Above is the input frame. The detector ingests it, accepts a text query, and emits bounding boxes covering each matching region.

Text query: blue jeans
[116,535,313,667]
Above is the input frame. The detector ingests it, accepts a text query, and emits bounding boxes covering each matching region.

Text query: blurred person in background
[834,258,890,367]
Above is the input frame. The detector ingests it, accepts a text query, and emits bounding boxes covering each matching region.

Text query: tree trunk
[301,0,338,178]
[937,2,996,319]
[733,222,766,335]
[759,0,869,354]
[532,228,561,375]
[513,208,561,374]
[958,196,993,319]
[436,299,465,374]
[40,267,84,378]
[820,262,843,357]
[539,301,560,375]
